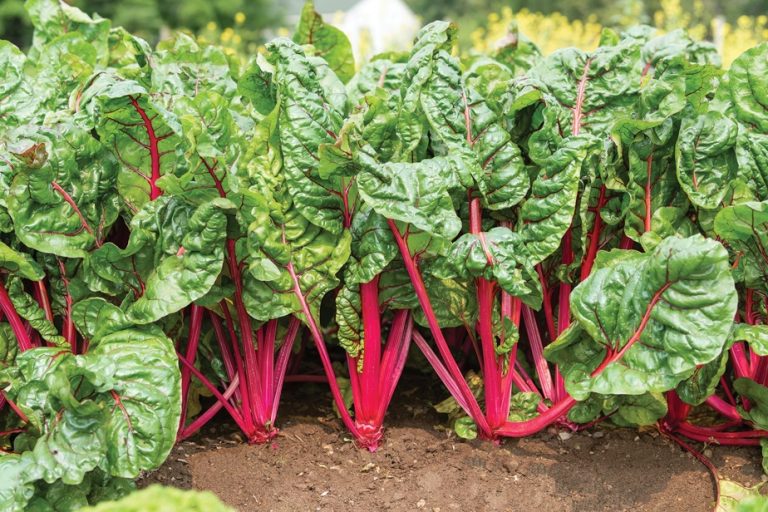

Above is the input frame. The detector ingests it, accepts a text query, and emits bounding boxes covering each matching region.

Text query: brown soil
[141,375,764,512]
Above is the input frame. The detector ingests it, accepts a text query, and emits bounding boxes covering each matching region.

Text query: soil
[140,374,765,512]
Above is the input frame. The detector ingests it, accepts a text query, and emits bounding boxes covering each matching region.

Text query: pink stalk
[129,96,163,200]
[57,261,76,352]
[730,342,751,379]
[377,310,409,396]
[536,266,557,341]
[269,317,301,423]
[208,311,241,404]
[359,277,382,421]
[498,396,577,436]
[498,292,520,419]
[705,395,742,422]
[261,320,278,413]
[179,305,203,428]
[514,360,542,398]
[177,352,248,433]
[523,306,555,401]
[286,260,361,439]
[477,278,503,427]
[412,331,473,415]
[469,197,503,427]
[580,186,606,282]
[219,304,252,426]
[720,377,737,406]
[226,240,267,424]
[347,353,364,419]
[34,281,54,324]
[557,231,573,335]
[618,235,635,250]
[388,220,491,436]
[178,376,240,441]
[674,422,766,446]
[376,312,413,424]
[756,357,768,386]
[2,392,29,424]
[0,280,33,352]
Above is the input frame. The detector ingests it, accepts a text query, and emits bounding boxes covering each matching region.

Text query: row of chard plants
[1,0,768,509]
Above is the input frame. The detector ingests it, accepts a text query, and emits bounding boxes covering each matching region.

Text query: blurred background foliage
[0,0,281,48]
[0,0,766,66]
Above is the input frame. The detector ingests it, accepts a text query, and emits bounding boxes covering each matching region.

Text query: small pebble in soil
[416,498,427,508]
[558,432,573,441]
[593,431,605,439]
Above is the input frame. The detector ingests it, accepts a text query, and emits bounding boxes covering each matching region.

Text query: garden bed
[141,376,763,511]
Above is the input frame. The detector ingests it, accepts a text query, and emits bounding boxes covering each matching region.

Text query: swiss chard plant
[2,0,768,508]
[337,21,738,442]
[659,42,768,455]
[0,2,181,510]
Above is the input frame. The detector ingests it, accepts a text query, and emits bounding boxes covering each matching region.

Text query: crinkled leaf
[344,207,397,285]
[409,22,528,208]
[547,235,736,400]
[0,241,43,280]
[358,157,462,241]
[518,139,583,263]
[336,284,362,359]
[268,39,347,234]
[80,72,179,214]
[714,44,768,201]
[7,124,120,257]
[675,351,728,405]
[292,1,354,84]
[80,326,181,477]
[6,278,66,347]
[676,110,738,209]
[444,228,541,308]
[733,324,768,356]
[714,201,768,293]
[86,197,229,324]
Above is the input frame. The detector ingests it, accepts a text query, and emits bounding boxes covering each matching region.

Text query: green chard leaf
[676,110,739,210]
[714,44,768,201]
[714,201,768,293]
[292,1,355,84]
[268,38,348,234]
[86,196,229,324]
[546,235,737,400]
[408,21,529,209]
[6,122,120,258]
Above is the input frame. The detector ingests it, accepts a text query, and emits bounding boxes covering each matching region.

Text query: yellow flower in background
[472,1,766,67]
[472,7,602,55]
[235,12,246,25]
[277,27,290,37]
[232,34,242,44]
[221,27,234,43]
[206,22,217,31]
